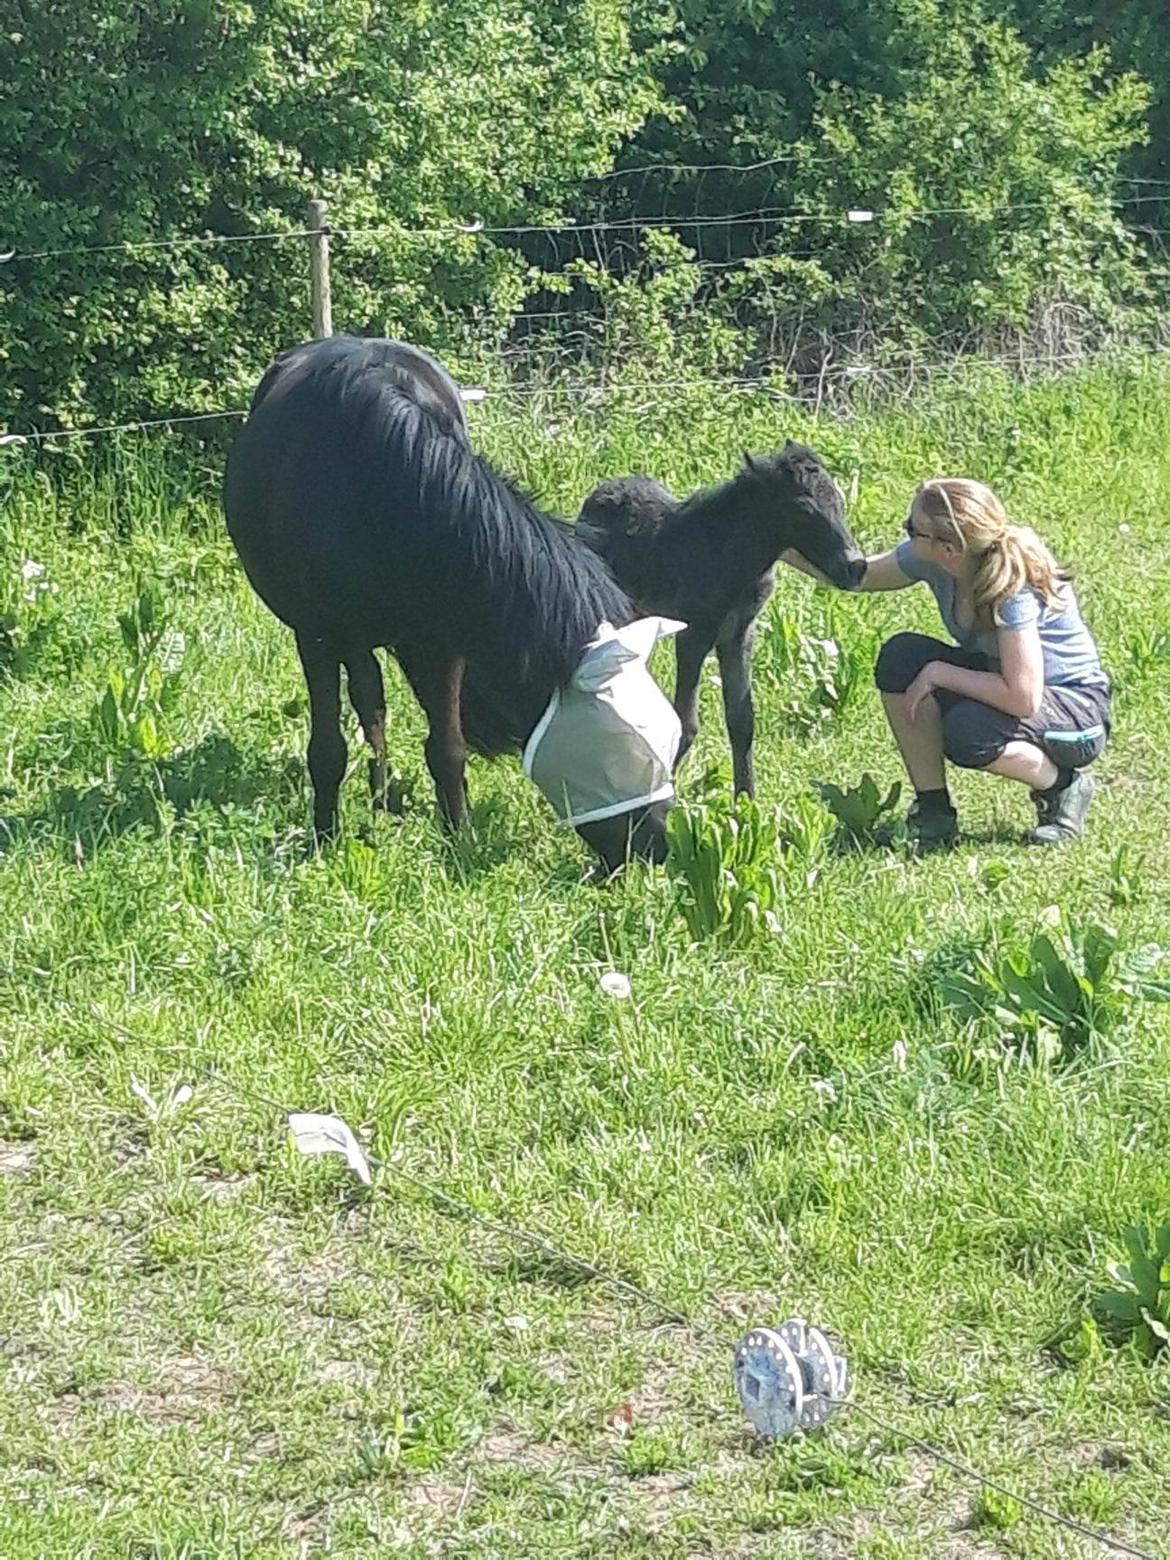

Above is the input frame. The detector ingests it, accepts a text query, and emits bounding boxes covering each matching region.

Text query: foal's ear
[742,450,759,473]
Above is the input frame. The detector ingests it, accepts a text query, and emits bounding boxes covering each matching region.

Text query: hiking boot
[1027,770,1095,846]
[875,801,958,852]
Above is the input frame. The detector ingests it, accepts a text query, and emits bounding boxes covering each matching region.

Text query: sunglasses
[903,515,934,542]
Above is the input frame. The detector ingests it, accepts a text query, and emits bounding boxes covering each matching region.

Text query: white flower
[19,560,45,581]
[892,1040,908,1071]
[810,1078,837,1103]
[599,970,631,1000]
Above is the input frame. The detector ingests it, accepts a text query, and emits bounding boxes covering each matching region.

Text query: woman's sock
[1041,767,1074,798]
[915,786,955,817]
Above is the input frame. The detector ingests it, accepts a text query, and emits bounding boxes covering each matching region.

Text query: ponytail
[972,525,1070,625]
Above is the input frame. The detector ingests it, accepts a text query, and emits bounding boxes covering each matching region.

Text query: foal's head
[739,442,866,591]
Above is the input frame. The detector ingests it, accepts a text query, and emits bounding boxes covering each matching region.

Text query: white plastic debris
[288,1112,372,1185]
[733,1317,848,1439]
[460,387,488,403]
[846,209,875,223]
[129,1076,156,1116]
[130,1076,194,1121]
[599,970,631,1000]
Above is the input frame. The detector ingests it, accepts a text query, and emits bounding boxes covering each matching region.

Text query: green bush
[620,2,1155,351]
[2,0,1165,432]
[0,0,661,429]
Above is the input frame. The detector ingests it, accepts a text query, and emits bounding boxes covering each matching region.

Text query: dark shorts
[874,632,1111,772]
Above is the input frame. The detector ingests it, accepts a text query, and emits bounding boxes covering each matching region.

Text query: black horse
[576,446,865,798]
[224,335,667,872]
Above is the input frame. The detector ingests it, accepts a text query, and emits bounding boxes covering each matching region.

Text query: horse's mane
[258,336,634,752]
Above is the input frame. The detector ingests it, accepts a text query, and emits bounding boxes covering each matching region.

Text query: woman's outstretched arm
[857,548,914,592]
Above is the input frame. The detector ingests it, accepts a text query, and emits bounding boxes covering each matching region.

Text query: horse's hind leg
[295,631,347,840]
[716,622,758,800]
[344,649,403,814]
[410,652,468,831]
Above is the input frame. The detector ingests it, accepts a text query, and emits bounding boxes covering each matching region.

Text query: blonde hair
[910,478,1070,624]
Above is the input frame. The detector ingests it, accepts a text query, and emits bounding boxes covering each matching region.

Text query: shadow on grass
[0,732,303,854]
[827,821,1028,858]
[0,731,555,886]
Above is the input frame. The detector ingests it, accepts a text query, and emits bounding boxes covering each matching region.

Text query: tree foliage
[0,0,661,428]
[616,1,1153,350]
[0,0,1165,429]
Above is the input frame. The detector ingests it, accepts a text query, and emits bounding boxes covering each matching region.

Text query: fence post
[307,198,333,339]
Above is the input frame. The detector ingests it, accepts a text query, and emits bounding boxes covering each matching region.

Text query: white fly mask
[522,617,686,828]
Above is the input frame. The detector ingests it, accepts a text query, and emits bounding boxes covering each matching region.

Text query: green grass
[2,361,1169,1558]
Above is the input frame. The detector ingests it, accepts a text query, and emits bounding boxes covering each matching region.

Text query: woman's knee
[875,632,936,694]
[940,703,1009,770]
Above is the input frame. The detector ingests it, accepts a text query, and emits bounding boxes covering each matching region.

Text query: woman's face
[904,506,963,573]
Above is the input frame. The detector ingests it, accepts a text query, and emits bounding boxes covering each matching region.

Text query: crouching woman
[859,478,1110,848]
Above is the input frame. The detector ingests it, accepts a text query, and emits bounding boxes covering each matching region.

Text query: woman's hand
[904,662,942,720]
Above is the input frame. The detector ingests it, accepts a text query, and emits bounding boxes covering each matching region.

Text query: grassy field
[1,360,1169,1558]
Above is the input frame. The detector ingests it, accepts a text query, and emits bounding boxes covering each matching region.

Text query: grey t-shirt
[894,539,1107,689]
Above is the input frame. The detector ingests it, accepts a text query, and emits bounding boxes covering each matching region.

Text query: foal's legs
[343,648,403,813]
[295,631,346,840]
[716,622,758,799]
[672,628,710,774]
[408,652,468,830]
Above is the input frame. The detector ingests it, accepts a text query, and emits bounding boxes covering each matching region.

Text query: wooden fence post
[307,198,333,339]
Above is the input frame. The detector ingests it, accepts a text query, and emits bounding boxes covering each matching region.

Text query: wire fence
[3,171,1170,444]
[6,341,1170,450]
[6,191,1170,265]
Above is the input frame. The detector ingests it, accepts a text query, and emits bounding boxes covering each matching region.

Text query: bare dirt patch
[0,1140,36,1173]
[262,1240,355,1301]
[47,1354,230,1430]
[473,1426,598,1477]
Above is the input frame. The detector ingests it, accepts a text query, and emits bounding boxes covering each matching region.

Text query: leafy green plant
[0,556,62,677]
[970,857,1012,892]
[622,1425,692,1477]
[970,1488,1023,1533]
[666,797,783,946]
[940,909,1170,1064]
[1125,626,1170,675]
[813,772,902,841]
[1095,1224,1170,1361]
[1108,844,1146,908]
[775,792,834,868]
[92,584,185,761]
[762,621,872,732]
